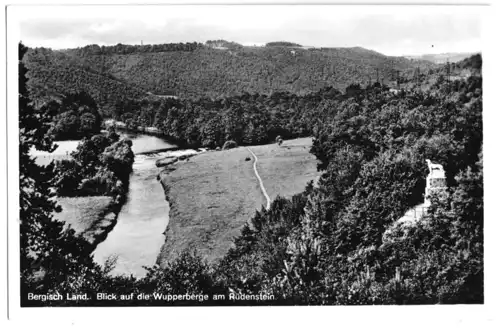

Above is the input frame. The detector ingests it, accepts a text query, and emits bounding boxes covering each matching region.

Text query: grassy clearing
[248,138,321,200]
[34,154,71,166]
[30,140,79,166]
[158,146,264,265]
[158,137,321,265]
[53,196,115,244]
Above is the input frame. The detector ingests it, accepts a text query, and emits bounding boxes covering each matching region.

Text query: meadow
[249,138,320,199]
[157,137,321,266]
[53,196,116,245]
[30,140,79,166]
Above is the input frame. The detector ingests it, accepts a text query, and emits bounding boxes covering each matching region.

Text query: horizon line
[20,40,481,58]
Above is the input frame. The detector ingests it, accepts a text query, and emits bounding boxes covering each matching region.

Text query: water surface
[92,134,178,278]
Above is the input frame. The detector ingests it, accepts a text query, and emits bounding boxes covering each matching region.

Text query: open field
[34,154,71,166]
[157,146,264,265]
[248,138,321,200]
[53,196,116,245]
[30,140,79,166]
[157,137,321,266]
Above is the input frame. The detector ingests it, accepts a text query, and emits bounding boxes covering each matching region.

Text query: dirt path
[247,147,271,210]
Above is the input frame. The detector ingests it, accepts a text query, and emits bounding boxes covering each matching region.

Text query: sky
[12,4,485,56]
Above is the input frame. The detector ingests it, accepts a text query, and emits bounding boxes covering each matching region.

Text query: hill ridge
[24,41,439,109]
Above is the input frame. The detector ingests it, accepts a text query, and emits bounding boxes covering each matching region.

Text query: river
[92,133,197,278]
[31,133,195,278]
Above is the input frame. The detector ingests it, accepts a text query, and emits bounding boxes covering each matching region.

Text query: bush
[222,140,238,150]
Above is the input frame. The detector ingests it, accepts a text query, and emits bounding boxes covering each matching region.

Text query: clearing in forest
[157,137,321,265]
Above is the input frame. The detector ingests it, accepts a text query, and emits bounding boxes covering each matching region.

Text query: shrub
[222,140,238,150]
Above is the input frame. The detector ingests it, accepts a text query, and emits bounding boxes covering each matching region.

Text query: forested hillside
[216,69,483,304]
[24,47,146,114]
[406,52,477,64]
[106,54,480,150]
[23,41,436,110]
[109,86,341,148]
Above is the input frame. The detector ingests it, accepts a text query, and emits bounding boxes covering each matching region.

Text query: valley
[19,34,484,306]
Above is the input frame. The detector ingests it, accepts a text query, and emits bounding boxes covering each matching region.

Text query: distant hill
[23,47,147,113]
[405,52,478,64]
[266,41,302,47]
[24,41,437,110]
[388,53,482,92]
[456,53,482,70]
[205,40,243,50]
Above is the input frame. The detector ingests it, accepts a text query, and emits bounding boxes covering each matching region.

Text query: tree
[99,138,135,183]
[44,91,102,140]
[50,110,80,140]
[79,112,99,135]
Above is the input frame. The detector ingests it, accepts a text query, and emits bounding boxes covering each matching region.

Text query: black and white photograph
[3,0,498,324]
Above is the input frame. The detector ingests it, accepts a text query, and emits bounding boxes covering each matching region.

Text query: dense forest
[20,39,482,306]
[106,59,481,152]
[110,86,344,148]
[23,41,437,110]
[217,71,482,304]
[71,42,204,55]
[23,47,146,114]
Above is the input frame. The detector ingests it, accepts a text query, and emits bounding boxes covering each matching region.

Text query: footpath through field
[246,147,271,210]
[157,138,320,265]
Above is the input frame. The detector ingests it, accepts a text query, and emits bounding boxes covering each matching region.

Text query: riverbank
[33,133,177,270]
[53,196,122,250]
[91,158,170,277]
[157,137,321,267]
[90,135,179,277]
[33,136,133,252]
[104,119,186,148]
